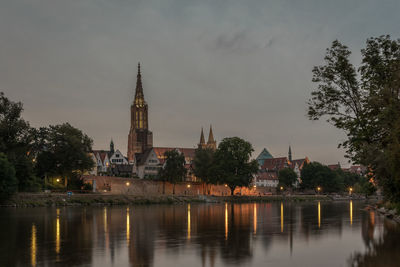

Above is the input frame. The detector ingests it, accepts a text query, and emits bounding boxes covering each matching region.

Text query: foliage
[213,137,259,195]
[0,92,39,191]
[307,35,400,201]
[0,153,18,200]
[278,168,298,189]
[353,176,376,198]
[300,162,343,193]
[158,150,187,194]
[35,123,94,188]
[193,148,216,184]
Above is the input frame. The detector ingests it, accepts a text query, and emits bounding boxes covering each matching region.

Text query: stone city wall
[82,176,276,196]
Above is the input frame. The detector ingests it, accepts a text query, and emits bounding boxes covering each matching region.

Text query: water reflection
[0,201,399,267]
[318,201,321,228]
[187,204,191,240]
[56,208,60,254]
[350,200,353,225]
[281,202,284,232]
[225,203,228,240]
[31,224,36,267]
[126,207,130,244]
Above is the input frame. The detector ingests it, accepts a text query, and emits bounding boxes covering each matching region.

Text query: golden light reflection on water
[187,204,191,240]
[318,201,321,228]
[103,207,107,233]
[253,203,257,235]
[126,207,130,243]
[280,202,284,233]
[31,224,37,267]
[370,210,375,226]
[350,200,353,225]
[225,203,228,240]
[56,208,60,254]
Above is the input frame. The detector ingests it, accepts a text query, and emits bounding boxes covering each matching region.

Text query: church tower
[198,127,207,149]
[127,63,153,162]
[207,125,217,150]
[288,145,292,161]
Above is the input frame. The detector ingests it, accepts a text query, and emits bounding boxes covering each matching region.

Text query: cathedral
[127,63,153,162]
[127,63,217,179]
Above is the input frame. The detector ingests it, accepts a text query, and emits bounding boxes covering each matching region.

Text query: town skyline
[2,1,400,166]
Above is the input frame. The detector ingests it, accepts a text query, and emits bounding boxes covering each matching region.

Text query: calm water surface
[0,201,399,267]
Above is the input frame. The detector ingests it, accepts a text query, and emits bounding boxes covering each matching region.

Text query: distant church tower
[288,145,292,161]
[207,125,217,150]
[127,63,153,162]
[198,125,216,150]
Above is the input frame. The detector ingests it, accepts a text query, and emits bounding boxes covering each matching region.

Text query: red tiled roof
[328,164,340,170]
[290,157,310,169]
[261,157,290,171]
[256,171,278,180]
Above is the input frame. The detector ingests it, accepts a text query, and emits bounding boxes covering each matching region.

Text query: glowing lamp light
[224,184,228,187]
[126,182,130,186]
[280,186,284,191]
[187,184,191,188]
[317,187,321,191]
[56,178,60,182]
[253,185,256,188]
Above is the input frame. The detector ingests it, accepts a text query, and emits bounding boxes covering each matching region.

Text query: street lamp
[349,187,353,195]
[56,178,60,183]
[187,184,191,188]
[126,182,130,186]
[280,186,284,191]
[317,186,321,194]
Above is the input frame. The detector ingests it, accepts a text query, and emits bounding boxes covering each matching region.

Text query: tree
[36,123,94,188]
[307,36,400,202]
[0,92,38,191]
[158,150,187,194]
[278,168,298,189]
[300,162,343,193]
[193,148,216,194]
[0,153,18,200]
[213,137,258,195]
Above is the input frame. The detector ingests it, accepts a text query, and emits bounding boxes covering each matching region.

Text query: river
[0,201,399,267]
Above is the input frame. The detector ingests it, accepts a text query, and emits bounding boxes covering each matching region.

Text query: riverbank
[367,202,400,224]
[0,193,356,207]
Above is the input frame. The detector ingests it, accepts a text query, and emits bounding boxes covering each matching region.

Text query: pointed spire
[135,62,143,97]
[110,139,115,154]
[207,125,215,144]
[199,127,205,145]
[288,145,292,161]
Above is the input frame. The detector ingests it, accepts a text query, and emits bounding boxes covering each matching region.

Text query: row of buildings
[89,63,365,188]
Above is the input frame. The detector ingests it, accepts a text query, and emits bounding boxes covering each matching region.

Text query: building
[198,126,217,150]
[91,140,134,176]
[127,63,153,162]
[256,148,273,166]
[128,63,217,180]
[254,146,310,188]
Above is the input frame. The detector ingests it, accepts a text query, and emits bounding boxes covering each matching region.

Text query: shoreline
[0,193,365,207]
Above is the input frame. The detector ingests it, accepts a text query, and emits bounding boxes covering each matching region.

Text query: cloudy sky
[1,0,400,165]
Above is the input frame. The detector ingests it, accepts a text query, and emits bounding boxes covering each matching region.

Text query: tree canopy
[159,150,187,194]
[213,137,259,195]
[193,147,216,184]
[0,153,17,200]
[307,35,399,201]
[35,123,94,188]
[278,168,298,189]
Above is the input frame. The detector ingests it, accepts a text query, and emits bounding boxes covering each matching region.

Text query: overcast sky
[1,0,400,166]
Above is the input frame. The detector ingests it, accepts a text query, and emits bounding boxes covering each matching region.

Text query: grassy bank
[1,193,339,207]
